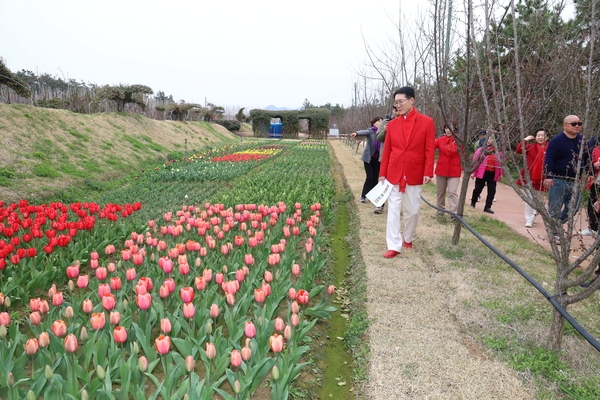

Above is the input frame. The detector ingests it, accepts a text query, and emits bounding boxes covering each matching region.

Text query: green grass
[67,128,89,141]
[32,163,60,178]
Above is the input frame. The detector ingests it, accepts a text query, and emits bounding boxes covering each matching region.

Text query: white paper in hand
[365,179,393,207]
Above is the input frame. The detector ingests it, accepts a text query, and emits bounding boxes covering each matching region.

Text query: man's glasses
[393,98,411,106]
[568,122,583,127]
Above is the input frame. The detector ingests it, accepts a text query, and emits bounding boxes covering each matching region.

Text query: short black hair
[478,130,487,136]
[393,86,415,99]
[370,116,382,126]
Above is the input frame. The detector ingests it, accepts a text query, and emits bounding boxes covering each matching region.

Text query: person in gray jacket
[350,116,383,206]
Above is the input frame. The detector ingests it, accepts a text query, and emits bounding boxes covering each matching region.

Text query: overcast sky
[0,0,429,111]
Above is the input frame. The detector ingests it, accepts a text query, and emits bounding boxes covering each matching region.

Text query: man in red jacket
[379,87,436,258]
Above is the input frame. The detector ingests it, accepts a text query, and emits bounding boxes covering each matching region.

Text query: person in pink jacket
[470,136,503,214]
[435,124,462,216]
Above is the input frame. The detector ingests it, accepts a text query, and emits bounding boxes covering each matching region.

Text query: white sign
[366,179,393,207]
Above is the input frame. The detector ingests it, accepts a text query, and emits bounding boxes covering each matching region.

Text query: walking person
[470,135,503,214]
[579,133,600,237]
[350,117,383,206]
[544,115,588,242]
[379,87,435,258]
[516,128,548,227]
[435,124,462,216]
[373,106,400,214]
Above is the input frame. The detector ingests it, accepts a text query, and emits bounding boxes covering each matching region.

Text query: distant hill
[263,105,292,111]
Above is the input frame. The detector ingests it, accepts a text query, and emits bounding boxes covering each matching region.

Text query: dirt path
[330,139,536,399]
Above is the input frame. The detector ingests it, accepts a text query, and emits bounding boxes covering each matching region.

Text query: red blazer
[380,108,435,189]
[435,135,462,177]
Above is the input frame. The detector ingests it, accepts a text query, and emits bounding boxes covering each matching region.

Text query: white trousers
[386,184,422,251]
[525,190,543,225]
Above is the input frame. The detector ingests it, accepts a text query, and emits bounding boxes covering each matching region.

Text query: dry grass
[330,139,600,399]
[0,104,238,202]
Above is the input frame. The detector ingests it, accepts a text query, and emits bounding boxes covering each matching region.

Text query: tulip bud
[205,320,212,335]
[65,306,74,319]
[0,325,6,338]
[81,390,89,400]
[185,355,195,372]
[26,390,36,400]
[234,379,242,394]
[4,297,10,308]
[45,365,53,379]
[122,299,128,310]
[7,372,14,386]
[138,356,148,372]
[183,395,190,400]
[133,342,140,354]
[96,365,105,379]
[68,280,75,291]
[80,327,88,341]
[257,316,264,327]
[272,365,279,381]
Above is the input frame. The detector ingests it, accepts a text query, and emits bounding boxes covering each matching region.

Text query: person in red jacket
[379,86,436,258]
[516,128,548,228]
[435,124,462,216]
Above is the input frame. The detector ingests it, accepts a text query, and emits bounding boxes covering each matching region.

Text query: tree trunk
[452,172,471,244]
[548,307,565,351]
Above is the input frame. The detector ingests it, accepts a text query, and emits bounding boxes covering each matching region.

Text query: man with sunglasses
[544,115,588,242]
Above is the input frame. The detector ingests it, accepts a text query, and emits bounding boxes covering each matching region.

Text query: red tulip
[113,326,127,343]
[270,333,284,353]
[296,289,309,305]
[230,349,242,368]
[90,312,106,330]
[155,334,170,354]
[51,319,67,337]
[25,338,39,355]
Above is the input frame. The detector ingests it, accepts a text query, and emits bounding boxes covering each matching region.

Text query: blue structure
[269,122,282,138]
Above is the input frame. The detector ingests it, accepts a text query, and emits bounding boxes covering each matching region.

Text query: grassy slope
[0,104,238,203]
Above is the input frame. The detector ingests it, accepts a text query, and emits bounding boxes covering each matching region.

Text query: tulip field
[0,140,339,399]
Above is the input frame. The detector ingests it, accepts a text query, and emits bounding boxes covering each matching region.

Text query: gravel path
[330,139,536,399]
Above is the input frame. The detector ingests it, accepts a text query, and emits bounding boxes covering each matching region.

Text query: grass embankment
[0,104,238,203]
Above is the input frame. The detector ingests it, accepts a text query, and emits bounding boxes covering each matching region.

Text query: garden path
[330,139,537,399]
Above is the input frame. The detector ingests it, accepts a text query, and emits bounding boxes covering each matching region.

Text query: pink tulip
[104,244,116,255]
[132,253,144,265]
[126,268,136,281]
[203,269,213,282]
[261,283,271,297]
[161,318,172,334]
[292,226,300,236]
[51,319,67,337]
[25,338,39,355]
[161,258,173,274]
[210,304,220,319]
[241,345,252,361]
[183,302,195,319]
[98,283,111,298]
[135,283,147,295]
[82,299,93,313]
[29,311,41,325]
[138,277,153,291]
[66,265,79,279]
[291,313,300,327]
[274,317,285,332]
[288,288,297,301]
[90,312,106,330]
[110,311,121,325]
[77,275,89,288]
[215,273,224,285]
[113,326,127,343]
[110,277,122,291]
[185,355,195,372]
[236,269,245,282]
[328,285,336,295]
[48,284,57,298]
[164,278,175,293]
[90,259,99,269]
[138,355,148,372]
[205,342,216,359]
[245,321,256,338]
[284,324,292,340]
[107,262,116,273]
[270,334,284,353]
[0,312,10,327]
[180,287,194,303]
[64,334,78,353]
[291,301,300,314]
[159,284,170,299]
[226,292,236,305]
[52,292,64,307]
[195,276,206,291]
[291,264,301,276]
[101,293,115,311]
[264,270,273,283]
[30,298,41,312]
[155,335,170,354]
[136,293,152,310]
[179,263,190,275]
[38,332,50,348]
[95,267,107,280]
[244,254,254,265]
[39,300,50,314]
[254,289,265,303]
[230,350,242,368]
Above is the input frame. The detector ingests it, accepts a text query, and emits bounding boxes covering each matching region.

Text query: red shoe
[402,241,413,250]
[383,250,400,259]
